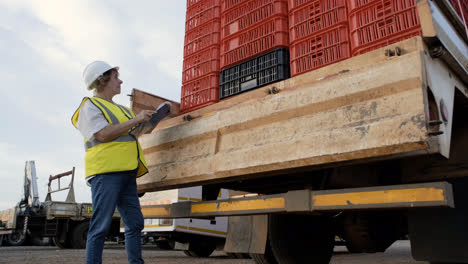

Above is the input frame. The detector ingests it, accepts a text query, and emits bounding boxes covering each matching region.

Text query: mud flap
[224,215,268,254]
[409,177,468,263]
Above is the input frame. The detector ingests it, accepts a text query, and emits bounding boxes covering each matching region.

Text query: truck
[136,187,229,257]
[131,0,468,263]
[0,161,121,249]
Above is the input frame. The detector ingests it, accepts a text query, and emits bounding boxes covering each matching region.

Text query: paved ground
[0,240,427,264]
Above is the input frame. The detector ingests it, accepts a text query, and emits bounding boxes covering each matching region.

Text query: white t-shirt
[76,100,108,141]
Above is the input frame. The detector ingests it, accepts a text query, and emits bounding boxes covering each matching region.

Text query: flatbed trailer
[0,163,121,249]
[133,0,468,263]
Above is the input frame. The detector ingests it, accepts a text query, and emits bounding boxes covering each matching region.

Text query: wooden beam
[137,38,431,193]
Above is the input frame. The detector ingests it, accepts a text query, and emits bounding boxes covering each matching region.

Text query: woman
[72,61,169,264]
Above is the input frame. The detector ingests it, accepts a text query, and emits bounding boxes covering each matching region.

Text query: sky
[0,0,186,209]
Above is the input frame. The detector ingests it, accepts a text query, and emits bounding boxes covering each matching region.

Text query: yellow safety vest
[71,97,148,178]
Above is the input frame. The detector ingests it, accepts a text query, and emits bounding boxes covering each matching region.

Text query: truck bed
[137,37,435,193]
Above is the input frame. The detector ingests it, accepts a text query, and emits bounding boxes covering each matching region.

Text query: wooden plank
[130,88,180,117]
[418,0,437,38]
[137,40,430,193]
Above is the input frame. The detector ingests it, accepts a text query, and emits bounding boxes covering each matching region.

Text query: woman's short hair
[88,68,118,92]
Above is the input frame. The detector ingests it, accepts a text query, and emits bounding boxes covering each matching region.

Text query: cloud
[0,1,187,209]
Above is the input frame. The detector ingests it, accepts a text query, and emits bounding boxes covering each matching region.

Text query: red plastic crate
[347,0,422,56]
[221,0,288,38]
[180,74,219,113]
[448,0,462,17]
[187,0,204,10]
[220,15,289,69]
[183,46,220,83]
[288,0,348,43]
[290,24,350,76]
[186,0,221,32]
[222,0,250,11]
[459,0,468,30]
[184,20,221,57]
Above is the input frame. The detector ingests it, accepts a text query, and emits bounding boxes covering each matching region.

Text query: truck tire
[268,214,334,264]
[70,221,89,249]
[53,237,69,249]
[185,238,216,257]
[7,230,27,246]
[341,212,404,253]
[53,234,73,249]
[30,236,50,246]
[155,239,174,250]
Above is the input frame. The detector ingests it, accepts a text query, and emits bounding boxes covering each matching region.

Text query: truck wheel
[7,230,27,246]
[155,239,174,250]
[268,214,334,264]
[341,212,404,253]
[53,237,68,249]
[53,234,73,249]
[186,238,216,257]
[30,236,50,246]
[251,237,278,264]
[70,221,89,249]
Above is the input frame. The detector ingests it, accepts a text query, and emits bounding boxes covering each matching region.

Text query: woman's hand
[135,110,154,123]
[94,109,154,142]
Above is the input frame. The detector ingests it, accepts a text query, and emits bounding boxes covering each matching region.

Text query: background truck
[131,0,468,263]
[136,186,229,257]
[0,161,121,249]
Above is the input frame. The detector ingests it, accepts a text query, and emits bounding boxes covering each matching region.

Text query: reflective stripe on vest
[92,98,120,124]
[84,134,135,150]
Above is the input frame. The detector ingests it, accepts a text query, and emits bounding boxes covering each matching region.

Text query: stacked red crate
[451,0,468,32]
[347,0,422,56]
[288,0,351,77]
[181,0,221,113]
[462,0,468,31]
[220,0,290,69]
[448,0,462,17]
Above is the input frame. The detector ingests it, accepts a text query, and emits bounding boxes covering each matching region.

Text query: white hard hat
[82,61,119,89]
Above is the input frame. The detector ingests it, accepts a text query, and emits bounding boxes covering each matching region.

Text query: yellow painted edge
[142,207,170,217]
[144,224,173,228]
[191,197,285,213]
[176,225,227,235]
[178,197,202,202]
[313,187,446,207]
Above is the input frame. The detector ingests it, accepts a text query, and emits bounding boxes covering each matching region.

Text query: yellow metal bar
[176,225,228,235]
[313,187,446,207]
[142,207,171,217]
[144,224,172,228]
[191,197,285,213]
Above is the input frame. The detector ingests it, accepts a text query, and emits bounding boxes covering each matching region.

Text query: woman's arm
[94,110,154,142]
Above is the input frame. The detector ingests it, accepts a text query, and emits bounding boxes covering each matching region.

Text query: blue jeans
[86,171,144,264]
